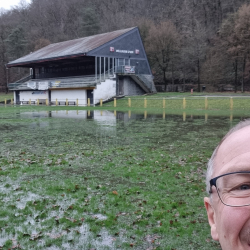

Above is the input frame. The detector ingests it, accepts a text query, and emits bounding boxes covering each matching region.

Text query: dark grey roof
[7,27,136,67]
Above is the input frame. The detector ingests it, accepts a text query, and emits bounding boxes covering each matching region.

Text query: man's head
[204,119,250,249]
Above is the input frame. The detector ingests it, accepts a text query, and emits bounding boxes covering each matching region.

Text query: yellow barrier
[88,98,90,107]
[183,98,186,109]
[128,98,131,107]
[230,97,233,110]
[144,98,147,108]
[100,99,103,107]
[114,98,116,107]
[205,97,208,110]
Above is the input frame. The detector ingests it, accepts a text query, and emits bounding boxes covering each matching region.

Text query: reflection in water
[205,113,208,123]
[19,110,243,127]
[230,113,233,122]
[183,112,186,122]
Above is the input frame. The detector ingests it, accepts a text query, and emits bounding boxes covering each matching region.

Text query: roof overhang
[7,53,87,68]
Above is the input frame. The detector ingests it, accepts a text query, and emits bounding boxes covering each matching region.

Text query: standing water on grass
[0,109,246,249]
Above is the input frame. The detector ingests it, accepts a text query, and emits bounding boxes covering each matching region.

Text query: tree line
[0,0,250,92]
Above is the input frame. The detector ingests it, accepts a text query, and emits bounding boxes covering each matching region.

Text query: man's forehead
[214,125,250,175]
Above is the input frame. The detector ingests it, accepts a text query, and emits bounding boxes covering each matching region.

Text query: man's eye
[239,184,250,190]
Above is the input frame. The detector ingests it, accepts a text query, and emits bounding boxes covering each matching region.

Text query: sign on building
[38,82,49,90]
[27,82,37,89]
[124,66,135,74]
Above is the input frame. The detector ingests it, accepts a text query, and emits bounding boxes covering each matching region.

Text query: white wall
[19,90,48,103]
[94,79,116,104]
[13,91,16,104]
[51,89,87,105]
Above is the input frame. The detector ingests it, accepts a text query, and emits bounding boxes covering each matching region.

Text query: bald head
[206,119,250,193]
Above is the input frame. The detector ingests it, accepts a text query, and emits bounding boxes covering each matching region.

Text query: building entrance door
[16,91,20,104]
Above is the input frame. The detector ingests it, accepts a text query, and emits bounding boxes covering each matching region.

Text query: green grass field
[0,106,239,249]
[0,93,248,249]
[0,92,13,102]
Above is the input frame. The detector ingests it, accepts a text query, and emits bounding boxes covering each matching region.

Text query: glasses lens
[216,173,250,206]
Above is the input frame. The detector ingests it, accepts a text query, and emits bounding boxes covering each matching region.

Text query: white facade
[94,79,116,104]
[19,90,48,103]
[14,78,117,105]
[51,89,87,106]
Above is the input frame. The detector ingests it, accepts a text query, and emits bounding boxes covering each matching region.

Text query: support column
[104,57,106,81]
[99,57,101,82]
[108,57,110,76]
[95,56,97,81]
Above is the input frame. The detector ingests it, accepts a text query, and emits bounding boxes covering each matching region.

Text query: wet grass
[0,93,13,102]
[103,94,250,111]
[0,108,245,249]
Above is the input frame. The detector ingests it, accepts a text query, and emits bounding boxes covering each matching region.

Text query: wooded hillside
[1,0,250,92]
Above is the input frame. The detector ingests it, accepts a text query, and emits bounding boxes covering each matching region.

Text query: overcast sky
[0,0,31,10]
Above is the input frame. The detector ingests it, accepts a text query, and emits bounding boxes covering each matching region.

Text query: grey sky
[0,0,31,10]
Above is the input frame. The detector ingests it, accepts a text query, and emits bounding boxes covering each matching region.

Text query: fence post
[76,98,78,106]
[230,97,233,110]
[66,98,68,106]
[205,97,208,110]
[37,99,39,105]
[183,98,186,109]
[128,98,131,108]
[114,110,116,116]
[88,98,90,107]
[100,99,103,107]
[56,99,58,106]
[128,110,131,118]
[163,111,165,119]
[144,98,147,108]
[29,99,31,105]
[163,98,166,109]
[114,98,116,107]
[46,98,48,106]
[144,110,147,119]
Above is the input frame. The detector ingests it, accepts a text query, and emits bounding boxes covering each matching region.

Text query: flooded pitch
[0,109,247,249]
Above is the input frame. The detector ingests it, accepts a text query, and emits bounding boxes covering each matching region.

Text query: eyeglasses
[210,171,250,207]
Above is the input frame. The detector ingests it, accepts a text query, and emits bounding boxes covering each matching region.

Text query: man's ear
[204,197,219,241]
